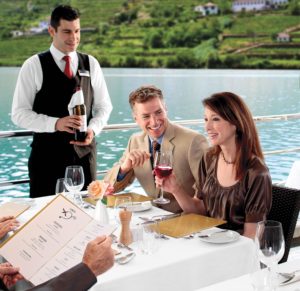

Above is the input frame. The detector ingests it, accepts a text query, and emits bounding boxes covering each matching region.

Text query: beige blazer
[105,121,208,213]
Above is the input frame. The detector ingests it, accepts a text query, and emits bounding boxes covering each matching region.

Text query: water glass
[250,251,277,291]
[137,221,160,255]
[55,178,69,196]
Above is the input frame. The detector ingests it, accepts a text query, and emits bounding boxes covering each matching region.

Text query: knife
[140,213,181,223]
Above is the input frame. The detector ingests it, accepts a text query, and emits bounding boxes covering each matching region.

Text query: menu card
[0,202,30,217]
[0,195,115,286]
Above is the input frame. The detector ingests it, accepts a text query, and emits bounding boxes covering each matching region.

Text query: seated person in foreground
[156,92,272,238]
[0,235,114,291]
[105,85,208,213]
[0,216,19,241]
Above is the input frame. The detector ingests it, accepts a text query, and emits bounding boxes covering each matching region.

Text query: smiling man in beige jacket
[105,85,208,213]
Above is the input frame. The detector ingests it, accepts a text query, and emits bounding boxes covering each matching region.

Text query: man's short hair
[50,5,80,30]
[129,85,164,109]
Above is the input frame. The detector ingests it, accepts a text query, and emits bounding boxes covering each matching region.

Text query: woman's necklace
[221,151,235,165]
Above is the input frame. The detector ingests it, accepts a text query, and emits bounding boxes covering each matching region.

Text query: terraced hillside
[0,0,299,68]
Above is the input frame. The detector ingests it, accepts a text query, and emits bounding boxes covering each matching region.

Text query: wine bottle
[72,89,87,142]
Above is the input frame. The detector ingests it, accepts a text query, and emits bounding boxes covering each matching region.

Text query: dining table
[2,194,256,291]
[198,258,300,290]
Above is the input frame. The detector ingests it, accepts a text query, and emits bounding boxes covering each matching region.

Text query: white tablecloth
[7,196,256,291]
[198,259,300,291]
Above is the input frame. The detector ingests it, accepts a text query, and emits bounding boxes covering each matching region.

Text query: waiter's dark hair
[50,5,80,30]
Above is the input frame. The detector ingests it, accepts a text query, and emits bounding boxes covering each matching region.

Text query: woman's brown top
[196,152,272,232]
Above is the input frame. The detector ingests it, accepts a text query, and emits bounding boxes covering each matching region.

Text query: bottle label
[79,115,87,132]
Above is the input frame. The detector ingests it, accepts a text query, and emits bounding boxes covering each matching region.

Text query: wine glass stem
[74,191,83,206]
[160,187,164,200]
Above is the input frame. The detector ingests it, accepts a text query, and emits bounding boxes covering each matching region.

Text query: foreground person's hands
[0,262,24,289]
[0,216,20,239]
[82,235,114,277]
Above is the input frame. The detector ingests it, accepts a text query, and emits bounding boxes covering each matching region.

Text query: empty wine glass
[153,150,173,204]
[64,165,85,206]
[254,220,285,290]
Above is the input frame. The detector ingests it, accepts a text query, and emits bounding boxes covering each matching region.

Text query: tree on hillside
[218,1,232,15]
[144,30,164,48]
[289,0,300,15]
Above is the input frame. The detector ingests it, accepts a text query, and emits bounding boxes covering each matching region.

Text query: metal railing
[1,112,300,188]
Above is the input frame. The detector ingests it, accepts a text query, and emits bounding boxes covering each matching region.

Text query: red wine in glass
[154,165,173,178]
[153,151,172,204]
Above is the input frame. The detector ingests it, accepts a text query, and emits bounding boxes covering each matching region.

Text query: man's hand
[0,262,24,289]
[55,115,82,134]
[120,150,151,174]
[70,128,94,146]
[0,216,20,240]
[82,236,114,277]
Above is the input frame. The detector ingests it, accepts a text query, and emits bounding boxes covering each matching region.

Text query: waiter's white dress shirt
[11,44,113,135]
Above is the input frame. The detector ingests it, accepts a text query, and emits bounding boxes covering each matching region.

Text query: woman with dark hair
[156,92,272,238]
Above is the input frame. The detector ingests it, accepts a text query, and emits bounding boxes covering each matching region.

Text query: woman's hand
[154,173,179,195]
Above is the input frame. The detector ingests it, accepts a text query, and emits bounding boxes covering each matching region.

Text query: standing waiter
[11,5,112,198]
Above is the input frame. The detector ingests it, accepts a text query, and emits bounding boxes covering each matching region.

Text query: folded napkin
[68,89,84,115]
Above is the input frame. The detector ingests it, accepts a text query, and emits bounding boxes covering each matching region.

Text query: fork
[117,242,134,251]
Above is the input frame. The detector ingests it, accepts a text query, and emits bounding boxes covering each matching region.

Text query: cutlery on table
[117,242,134,251]
[139,213,181,222]
[115,252,136,265]
[279,269,300,286]
[183,234,195,239]
[278,269,300,278]
[198,229,228,238]
[83,203,95,209]
[155,233,170,240]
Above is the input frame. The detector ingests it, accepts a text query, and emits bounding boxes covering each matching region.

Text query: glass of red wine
[153,150,173,204]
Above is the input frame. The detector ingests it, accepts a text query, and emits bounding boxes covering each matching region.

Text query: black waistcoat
[33,50,95,157]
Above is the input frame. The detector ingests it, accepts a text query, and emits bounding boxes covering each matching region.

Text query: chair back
[286,161,300,189]
[267,185,300,263]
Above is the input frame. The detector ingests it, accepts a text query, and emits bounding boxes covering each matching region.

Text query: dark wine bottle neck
[73,104,86,115]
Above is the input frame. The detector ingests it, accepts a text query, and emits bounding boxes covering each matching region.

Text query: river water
[0,67,300,197]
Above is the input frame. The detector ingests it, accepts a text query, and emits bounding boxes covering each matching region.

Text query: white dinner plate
[198,230,240,244]
[127,201,152,212]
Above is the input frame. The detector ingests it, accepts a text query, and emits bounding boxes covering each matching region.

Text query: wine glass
[64,165,85,206]
[153,150,173,204]
[254,220,285,290]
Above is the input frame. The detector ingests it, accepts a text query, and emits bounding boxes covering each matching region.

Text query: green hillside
[0,0,300,68]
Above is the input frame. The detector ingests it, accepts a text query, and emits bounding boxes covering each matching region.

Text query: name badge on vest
[78,70,90,77]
